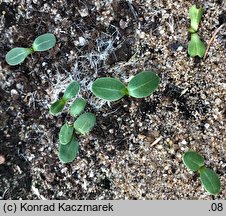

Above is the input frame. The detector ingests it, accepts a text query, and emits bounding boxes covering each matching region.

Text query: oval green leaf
[49,99,66,116]
[5,47,32,66]
[58,137,79,163]
[70,98,86,117]
[73,112,96,135]
[188,33,206,58]
[32,33,56,51]
[59,123,74,145]
[189,5,204,33]
[183,151,205,172]
[63,81,80,101]
[127,71,160,98]
[199,167,221,195]
[91,77,127,101]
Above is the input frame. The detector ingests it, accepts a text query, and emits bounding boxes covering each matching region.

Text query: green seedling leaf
[183,151,205,171]
[49,99,66,116]
[5,47,32,66]
[92,77,127,101]
[58,137,79,163]
[127,71,160,98]
[199,167,221,195]
[59,123,74,145]
[189,5,204,33]
[188,33,206,58]
[73,112,96,135]
[32,33,56,51]
[70,98,86,117]
[63,81,80,101]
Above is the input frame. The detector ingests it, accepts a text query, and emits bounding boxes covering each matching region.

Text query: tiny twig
[1,189,9,199]
[180,88,189,97]
[204,23,225,60]
[150,136,163,147]
[32,186,47,200]
[127,2,138,20]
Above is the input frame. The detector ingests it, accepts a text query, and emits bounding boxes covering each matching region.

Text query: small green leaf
[73,112,96,135]
[58,137,79,163]
[70,98,87,117]
[91,77,127,101]
[199,167,221,195]
[189,5,204,33]
[49,99,66,116]
[5,47,32,66]
[59,123,74,145]
[183,151,205,171]
[188,33,206,58]
[63,81,80,101]
[127,71,160,98]
[32,33,56,52]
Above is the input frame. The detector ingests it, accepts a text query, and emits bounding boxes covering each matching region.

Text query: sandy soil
[0,0,225,199]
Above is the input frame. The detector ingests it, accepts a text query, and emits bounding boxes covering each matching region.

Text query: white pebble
[11,89,18,96]
[177,46,183,51]
[181,140,187,145]
[79,37,86,46]
[204,123,210,129]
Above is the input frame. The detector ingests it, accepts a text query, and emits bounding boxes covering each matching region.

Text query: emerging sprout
[91,70,160,101]
[73,112,96,135]
[183,150,221,195]
[59,123,74,145]
[5,33,56,66]
[49,99,66,116]
[189,5,204,33]
[188,5,206,58]
[49,80,96,163]
[188,33,206,58]
[58,137,79,163]
[70,98,86,117]
[49,81,80,116]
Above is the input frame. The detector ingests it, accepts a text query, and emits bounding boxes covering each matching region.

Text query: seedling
[50,80,96,163]
[199,167,221,195]
[189,5,204,33]
[49,100,66,116]
[91,70,160,101]
[127,71,160,98]
[73,112,96,135]
[183,150,221,195]
[5,33,56,66]
[5,48,33,66]
[91,78,127,101]
[58,137,79,163]
[62,81,80,101]
[49,80,80,116]
[188,5,206,58]
[188,33,206,58]
[70,98,87,117]
[183,151,204,171]
[32,33,57,51]
[59,123,74,145]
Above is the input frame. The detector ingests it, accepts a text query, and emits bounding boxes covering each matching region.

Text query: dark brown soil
[0,0,225,200]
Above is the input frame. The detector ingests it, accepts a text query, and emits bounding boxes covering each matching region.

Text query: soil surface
[0,0,225,200]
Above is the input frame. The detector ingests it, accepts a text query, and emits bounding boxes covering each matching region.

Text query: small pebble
[0,155,5,165]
